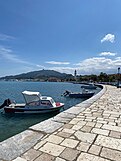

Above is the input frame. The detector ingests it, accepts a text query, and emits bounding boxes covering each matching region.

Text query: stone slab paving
[1,85,121,161]
[29,118,64,133]
[0,130,44,160]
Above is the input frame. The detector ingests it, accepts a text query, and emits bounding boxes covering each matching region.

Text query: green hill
[0,70,73,81]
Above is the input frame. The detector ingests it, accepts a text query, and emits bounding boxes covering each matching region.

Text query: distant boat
[0,91,64,114]
[81,83,97,89]
[62,89,94,98]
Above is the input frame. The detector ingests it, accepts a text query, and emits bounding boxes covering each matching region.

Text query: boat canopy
[22,91,41,104]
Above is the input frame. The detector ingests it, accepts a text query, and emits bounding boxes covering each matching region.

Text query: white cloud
[45,61,70,65]
[73,57,121,74]
[36,64,45,68]
[48,66,75,74]
[75,57,112,69]
[0,46,45,68]
[0,33,15,41]
[47,57,121,75]
[0,46,120,76]
[101,34,115,43]
[99,52,117,56]
[114,57,121,66]
[0,47,30,64]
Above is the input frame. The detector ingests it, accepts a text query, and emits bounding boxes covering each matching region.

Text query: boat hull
[4,105,64,114]
[81,85,97,89]
[68,92,94,98]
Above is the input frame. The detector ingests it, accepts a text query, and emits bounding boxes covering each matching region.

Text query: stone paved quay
[1,85,121,161]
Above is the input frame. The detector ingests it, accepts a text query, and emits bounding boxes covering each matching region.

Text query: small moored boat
[81,83,97,89]
[62,89,94,98]
[0,91,64,114]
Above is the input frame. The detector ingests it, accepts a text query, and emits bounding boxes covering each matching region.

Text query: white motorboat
[0,91,64,114]
[81,83,97,89]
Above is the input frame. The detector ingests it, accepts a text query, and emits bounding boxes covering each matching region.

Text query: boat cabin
[22,91,56,107]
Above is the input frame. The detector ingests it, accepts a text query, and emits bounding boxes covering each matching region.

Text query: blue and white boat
[62,89,94,98]
[0,91,64,114]
[81,83,97,89]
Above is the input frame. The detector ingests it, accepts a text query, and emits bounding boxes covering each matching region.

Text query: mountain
[0,70,73,81]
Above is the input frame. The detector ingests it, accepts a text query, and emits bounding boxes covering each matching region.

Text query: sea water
[0,81,101,142]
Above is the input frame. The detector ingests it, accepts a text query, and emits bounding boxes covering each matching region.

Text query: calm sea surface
[0,81,101,142]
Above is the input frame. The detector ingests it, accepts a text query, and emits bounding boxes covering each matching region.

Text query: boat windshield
[89,83,94,86]
[51,98,55,104]
[22,91,41,104]
[41,100,52,106]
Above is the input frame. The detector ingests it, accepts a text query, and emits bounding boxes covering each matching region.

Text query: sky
[0,0,121,77]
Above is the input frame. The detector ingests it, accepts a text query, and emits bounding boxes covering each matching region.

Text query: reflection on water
[0,81,101,142]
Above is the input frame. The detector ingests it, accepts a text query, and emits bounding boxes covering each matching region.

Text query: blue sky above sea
[0,0,121,77]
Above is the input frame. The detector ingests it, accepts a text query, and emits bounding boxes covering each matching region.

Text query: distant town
[0,69,120,84]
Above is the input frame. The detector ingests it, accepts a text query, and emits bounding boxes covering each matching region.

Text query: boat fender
[56,102,60,106]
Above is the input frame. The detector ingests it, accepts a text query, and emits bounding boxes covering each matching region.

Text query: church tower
[74,70,77,81]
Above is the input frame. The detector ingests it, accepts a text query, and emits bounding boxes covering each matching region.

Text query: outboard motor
[63,90,70,96]
[0,99,11,109]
